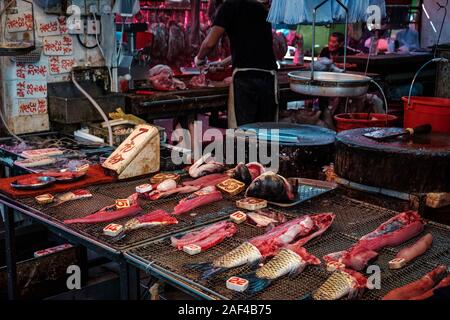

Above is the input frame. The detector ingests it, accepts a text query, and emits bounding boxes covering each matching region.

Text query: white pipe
[71,72,114,146]
[370,79,389,117]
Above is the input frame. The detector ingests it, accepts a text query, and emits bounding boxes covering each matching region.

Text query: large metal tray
[288,71,371,97]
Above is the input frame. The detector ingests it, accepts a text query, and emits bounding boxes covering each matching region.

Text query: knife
[363,124,432,141]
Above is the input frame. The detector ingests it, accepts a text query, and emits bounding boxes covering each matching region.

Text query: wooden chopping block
[102,124,160,180]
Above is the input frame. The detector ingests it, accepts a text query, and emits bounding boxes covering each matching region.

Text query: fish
[50,189,92,207]
[172,186,223,215]
[156,179,178,191]
[245,171,295,203]
[312,268,367,300]
[188,153,226,178]
[247,210,287,228]
[383,266,448,300]
[409,273,450,300]
[324,211,425,271]
[147,185,201,201]
[64,193,143,224]
[390,233,433,269]
[185,213,335,279]
[231,162,266,185]
[182,173,230,188]
[185,242,263,279]
[124,209,178,231]
[171,221,237,251]
[240,246,320,294]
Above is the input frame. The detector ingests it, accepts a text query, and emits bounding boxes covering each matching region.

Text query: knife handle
[407,124,432,136]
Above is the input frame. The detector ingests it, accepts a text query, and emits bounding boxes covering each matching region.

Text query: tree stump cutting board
[335,128,450,193]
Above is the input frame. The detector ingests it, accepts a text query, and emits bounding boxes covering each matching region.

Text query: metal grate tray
[126,192,450,300]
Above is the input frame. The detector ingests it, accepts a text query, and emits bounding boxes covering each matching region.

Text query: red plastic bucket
[334,113,398,132]
[402,97,450,134]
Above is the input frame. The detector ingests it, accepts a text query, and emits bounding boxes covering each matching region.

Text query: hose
[92,12,113,89]
[71,71,113,146]
[370,79,389,125]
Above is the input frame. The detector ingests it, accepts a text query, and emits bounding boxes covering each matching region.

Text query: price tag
[226,277,249,292]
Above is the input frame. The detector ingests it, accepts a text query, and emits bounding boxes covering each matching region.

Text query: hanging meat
[151,22,169,63]
[272,31,288,61]
[167,22,186,65]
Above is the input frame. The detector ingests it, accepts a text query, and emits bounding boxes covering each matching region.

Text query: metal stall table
[124,189,450,300]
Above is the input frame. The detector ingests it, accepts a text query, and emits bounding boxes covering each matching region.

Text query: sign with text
[5,62,48,81]
[49,56,76,74]
[9,80,48,98]
[37,17,61,37]
[43,35,73,56]
[12,98,48,116]
[6,12,33,32]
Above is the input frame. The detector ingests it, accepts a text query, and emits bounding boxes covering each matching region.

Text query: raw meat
[182,173,230,188]
[171,221,237,251]
[64,194,143,224]
[324,211,425,271]
[172,186,223,215]
[147,185,201,201]
[124,210,178,231]
[167,22,185,64]
[383,266,448,300]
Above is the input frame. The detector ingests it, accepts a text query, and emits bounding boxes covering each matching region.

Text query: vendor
[320,32,360,61]
[194,0,278,128]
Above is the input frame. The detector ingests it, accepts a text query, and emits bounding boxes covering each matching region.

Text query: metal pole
[312,0,332,81]
[4,206,18,300]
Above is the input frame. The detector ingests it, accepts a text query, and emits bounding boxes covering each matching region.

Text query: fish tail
[242,273,271,294]
[183,263,226,279]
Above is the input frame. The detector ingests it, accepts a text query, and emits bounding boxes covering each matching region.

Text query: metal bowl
[288,71,372,97]
[11,176,56,190]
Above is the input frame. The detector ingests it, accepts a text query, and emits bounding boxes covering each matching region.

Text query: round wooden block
[335,128,450,193]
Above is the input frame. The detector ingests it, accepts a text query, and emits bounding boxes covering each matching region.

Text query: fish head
[232,163,252,185]
[245,172,294,202]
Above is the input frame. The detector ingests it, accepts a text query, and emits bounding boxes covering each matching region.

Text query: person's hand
[194,56,207,68]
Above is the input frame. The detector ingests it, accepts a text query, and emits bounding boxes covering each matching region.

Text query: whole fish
[64,194,142,225]
[185,213,335,279]
[245,171,295,202]
[312,268,367,300]
[324,211,424,271]
[189,153,226,178]
[124,210,178,231]
[241,246,320,294]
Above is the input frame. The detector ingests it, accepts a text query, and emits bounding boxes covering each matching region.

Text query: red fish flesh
[64,194,143,224]
[383,266,448,300]
[185,213,335,279]
[324,211,425,271]
[393,233,433,268]
[172,186,223,215]
[251,213,335,258]
[182,173,230,188]
[247,210,287,228]
[171,221,237,251]
[147,185,201,201]
[124,210,178,231]
[409,273,450,300]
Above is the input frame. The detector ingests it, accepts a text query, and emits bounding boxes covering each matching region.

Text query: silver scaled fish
[184,242,262,279]
[241,246,320,294]
[312,268,367,300]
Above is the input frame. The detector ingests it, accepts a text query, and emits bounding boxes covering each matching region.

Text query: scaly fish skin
[213,242,262,269]
[255,249,306,280]
[313,270,366,300]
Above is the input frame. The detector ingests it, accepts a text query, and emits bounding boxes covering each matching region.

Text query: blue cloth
[267,0,386,25]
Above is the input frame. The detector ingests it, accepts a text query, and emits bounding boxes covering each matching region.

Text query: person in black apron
[195,0,279,128]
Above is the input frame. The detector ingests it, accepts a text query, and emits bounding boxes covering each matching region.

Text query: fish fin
[183,263,226,279]
[298,293,313,300]
[288,267,303,279]
[241,273,271,294]
[249,258,263,270]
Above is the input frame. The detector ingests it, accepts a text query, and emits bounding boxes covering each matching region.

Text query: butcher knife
[363,124,432,141]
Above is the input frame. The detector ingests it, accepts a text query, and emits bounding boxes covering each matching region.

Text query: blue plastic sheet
[267,0,386,25]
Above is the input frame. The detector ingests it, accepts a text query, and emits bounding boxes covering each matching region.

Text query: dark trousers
[233,71,278,126]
